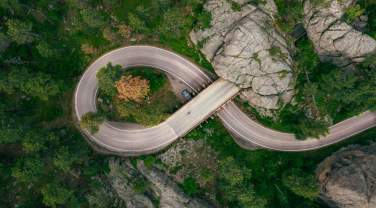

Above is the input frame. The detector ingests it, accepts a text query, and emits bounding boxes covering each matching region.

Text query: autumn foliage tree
[115,75,150,103]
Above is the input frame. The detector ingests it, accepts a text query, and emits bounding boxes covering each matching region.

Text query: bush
[227,0,241,11]
[282,169,319,200]
[143,155,156,169]
[126,68,166,93]
[195,10,212,29]
[115,75,150,103]
[133,177,149,193]
[79,112,104,133]
[97,63,122,98]
[6,19,35,44]
[181,177,199,196]
[158,8,193,39]
[274,0,304,33]
[128,13,148,33]
[343,4,364,24]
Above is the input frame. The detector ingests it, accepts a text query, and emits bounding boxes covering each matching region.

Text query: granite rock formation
[190,0,295,114]
[304,0,376,69]
[86,158,211,208]
[316,143,376,208]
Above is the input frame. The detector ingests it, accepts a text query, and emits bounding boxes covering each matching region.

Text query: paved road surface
[74,46,376,155]
[218,102,376,151]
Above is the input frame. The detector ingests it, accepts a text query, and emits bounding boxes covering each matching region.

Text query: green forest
[0,0,375,207]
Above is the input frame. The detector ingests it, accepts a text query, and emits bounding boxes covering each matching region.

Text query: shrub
[143,156,156,169]
[282,169,319,200]
[96,63,122,97]
[344,4,364,24]
[181,177,199,196]
[133,178,149,193]
[79,112,104,133]
[115,75,150,103]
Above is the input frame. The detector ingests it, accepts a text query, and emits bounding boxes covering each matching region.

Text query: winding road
[74,46,376,156]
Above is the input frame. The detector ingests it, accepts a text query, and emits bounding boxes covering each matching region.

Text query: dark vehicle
[181,89,193,101]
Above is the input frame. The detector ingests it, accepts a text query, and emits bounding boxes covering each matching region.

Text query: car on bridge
[181,89,193,101]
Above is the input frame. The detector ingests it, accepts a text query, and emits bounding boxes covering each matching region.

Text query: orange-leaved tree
[115,75,150,103]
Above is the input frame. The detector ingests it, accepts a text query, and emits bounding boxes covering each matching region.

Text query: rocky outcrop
[87,158,210,208]
[304,0,376,69]
[136,161,210,208]
[158,139,217,182]
[86,176,128,208]
[190,0,295,113]
[316,143,376,208]
[107,159,155,208]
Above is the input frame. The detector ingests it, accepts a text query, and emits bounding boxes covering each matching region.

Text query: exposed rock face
[136,161,210,208]
[158,139,217,183]
[108,159,155,208]
[86,176,128,208]
[304,0,376,69]
[190,0,295,113]
[316,143,376,208]
[87,158,210,208]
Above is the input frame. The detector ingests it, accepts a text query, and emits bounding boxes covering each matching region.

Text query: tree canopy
[115,75,150,103]
[79,112,104,133]
[282,169,319,200]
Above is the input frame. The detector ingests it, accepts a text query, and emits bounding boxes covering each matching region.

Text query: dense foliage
[115,75,150,103]
[187,118,376,207]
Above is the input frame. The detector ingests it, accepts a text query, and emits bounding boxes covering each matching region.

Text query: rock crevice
[304,0,376,69]
[87,158,211,208]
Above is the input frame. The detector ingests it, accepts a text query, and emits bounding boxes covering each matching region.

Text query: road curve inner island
[74,46,376,156]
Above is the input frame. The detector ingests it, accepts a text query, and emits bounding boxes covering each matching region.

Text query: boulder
[304,0,376,69]
[190,0,295,114]
[316,143,376,208]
